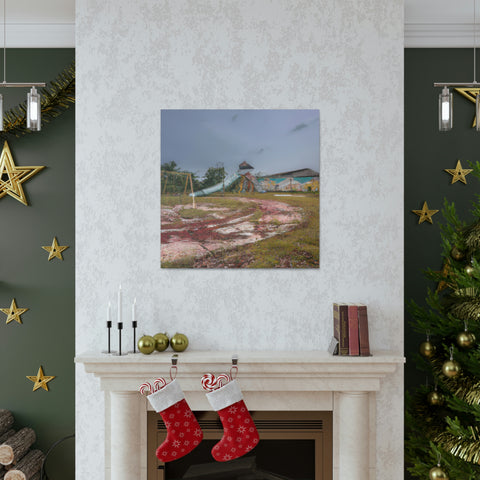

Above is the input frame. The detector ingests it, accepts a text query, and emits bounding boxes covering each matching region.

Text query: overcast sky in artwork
[161,109,319,178]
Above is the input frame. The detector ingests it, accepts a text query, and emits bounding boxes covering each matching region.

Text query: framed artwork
[161,109,319,268]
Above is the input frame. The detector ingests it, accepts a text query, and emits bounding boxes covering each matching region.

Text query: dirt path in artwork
[161,197,303,264]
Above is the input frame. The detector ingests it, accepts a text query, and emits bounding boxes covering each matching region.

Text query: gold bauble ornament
[427,390,444,406]
[465,264,475,276]
[420,340,436,358]
[456,330,476,349]
[442,359,461,378]
[429,466,449,480]
[450,246,465,261]
[137,335,156,354]
[153,332,169,352]
[170,333,189,352]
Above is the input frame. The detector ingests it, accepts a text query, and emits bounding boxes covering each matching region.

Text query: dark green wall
[405,49,480,391]
[0,49,74,479]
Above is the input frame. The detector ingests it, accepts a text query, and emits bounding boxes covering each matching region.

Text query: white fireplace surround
[76,350,403,480]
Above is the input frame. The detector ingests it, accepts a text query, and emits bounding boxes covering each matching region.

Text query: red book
[333,303,349,355]
[347,305,360,356]
[358,304,370,356]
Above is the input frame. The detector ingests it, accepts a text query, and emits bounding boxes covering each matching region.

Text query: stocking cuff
[206,379,243,411]
[147,379,185,412]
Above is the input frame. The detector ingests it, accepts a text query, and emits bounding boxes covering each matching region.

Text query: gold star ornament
[26,366,55,392]
[0,141,45,206]
[455,88,480,127]
[1,298,29,324]
[444,160,473,185]
[42,237,69,261]
[436,260,453,293]
[412,201,439,224]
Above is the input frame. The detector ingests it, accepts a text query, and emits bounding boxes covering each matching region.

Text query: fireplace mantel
[76,350,403,480]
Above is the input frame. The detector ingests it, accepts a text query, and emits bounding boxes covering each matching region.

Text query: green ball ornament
[429,466,449,480]
[153,332,169,352]
[442,359,461,378]
[427,391,444,406]
[137,335,156,354]
[170,333,189,352]
[456,330,476,349]
[419,340,436,358]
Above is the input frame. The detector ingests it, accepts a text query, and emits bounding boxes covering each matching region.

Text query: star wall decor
[1,298,29,325]
[26,366,55,392]
[0,141,45,206]
[42,237,69,261]
[412,201,439,224]
[444,160,473,185]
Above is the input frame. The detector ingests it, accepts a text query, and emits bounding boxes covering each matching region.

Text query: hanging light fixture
[434,0,479,131]
[0,0,45,131]
[27,87,41,130]
[438,86,453,131]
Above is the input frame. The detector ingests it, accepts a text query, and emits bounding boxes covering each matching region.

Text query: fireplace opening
[147,411,332,480]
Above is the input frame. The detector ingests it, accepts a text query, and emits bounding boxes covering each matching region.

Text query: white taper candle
[118,285,122,324]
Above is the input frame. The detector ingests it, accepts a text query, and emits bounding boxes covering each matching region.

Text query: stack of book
[330,303,371,356]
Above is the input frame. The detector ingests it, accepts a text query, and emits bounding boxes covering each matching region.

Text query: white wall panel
[75,1,404,478]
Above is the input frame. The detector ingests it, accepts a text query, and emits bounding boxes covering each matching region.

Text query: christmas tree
[406,162,480,479]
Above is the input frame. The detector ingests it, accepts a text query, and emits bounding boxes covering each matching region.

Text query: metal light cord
[3,0,5,83]
[475,0,477,83]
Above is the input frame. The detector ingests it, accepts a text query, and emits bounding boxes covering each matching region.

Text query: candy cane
[216,374,230,389]
[154,377,167,392]
[139,382,153,396]
[201,373,231,392]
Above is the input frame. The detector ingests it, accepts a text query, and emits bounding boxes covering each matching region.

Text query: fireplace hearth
[148,411,331,480]
[76,350,403,480]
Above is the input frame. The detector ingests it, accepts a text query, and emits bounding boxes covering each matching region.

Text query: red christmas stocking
[147,379,203,462]
[206,379,259,462]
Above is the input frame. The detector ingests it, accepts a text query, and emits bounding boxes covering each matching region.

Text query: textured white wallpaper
[75,0,404,478]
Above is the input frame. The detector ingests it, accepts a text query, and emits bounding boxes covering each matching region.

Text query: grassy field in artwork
[161,193,319,268]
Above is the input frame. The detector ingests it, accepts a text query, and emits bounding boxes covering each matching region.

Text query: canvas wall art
[161,109,319,268]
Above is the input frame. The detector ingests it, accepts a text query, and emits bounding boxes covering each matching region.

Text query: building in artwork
[258,168,319,192]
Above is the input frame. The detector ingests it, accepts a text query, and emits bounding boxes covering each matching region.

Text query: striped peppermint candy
[201,373,230,392]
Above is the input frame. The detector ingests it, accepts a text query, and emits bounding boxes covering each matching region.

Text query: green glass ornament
[154,332,169,352]
[170,333,189,352]
[137,335,156,354]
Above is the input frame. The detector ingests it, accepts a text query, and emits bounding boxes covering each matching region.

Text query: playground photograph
[160,109,320,268]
